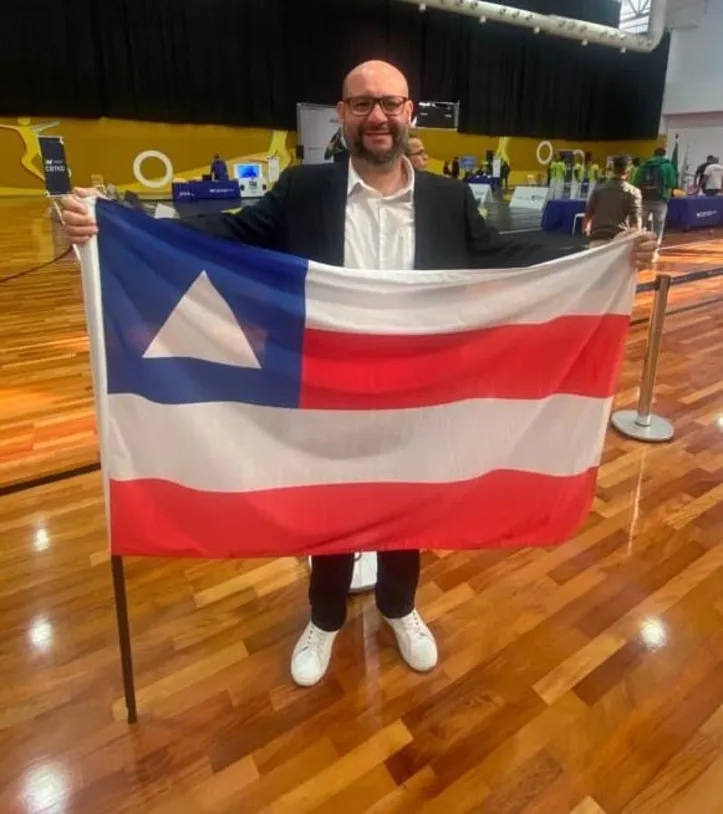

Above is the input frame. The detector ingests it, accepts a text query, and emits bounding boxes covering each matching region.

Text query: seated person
[584,156,642,246]
[210,154,229,181]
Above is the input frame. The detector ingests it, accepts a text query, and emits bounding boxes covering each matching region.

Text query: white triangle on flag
[143,271,262,369]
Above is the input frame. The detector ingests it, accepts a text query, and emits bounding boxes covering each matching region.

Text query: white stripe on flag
[108,393,612,492]
[305,240,636,334]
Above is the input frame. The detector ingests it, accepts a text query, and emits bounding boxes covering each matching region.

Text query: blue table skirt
[541,199,586,233]
[667,196,723,230]
[542,194,723,233]
[172,180,240,202]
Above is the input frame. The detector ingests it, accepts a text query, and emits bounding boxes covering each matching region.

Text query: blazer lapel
[413,171,436,269]
[320,161,348,266]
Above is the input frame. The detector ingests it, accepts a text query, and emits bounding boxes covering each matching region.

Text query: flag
[85,200,636,559]
[671,134,680,184]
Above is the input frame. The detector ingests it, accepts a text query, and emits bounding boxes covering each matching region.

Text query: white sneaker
[383,610,438,672]
[290,621,339,687]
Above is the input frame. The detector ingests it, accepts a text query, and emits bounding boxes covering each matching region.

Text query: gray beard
[347,129,408,166]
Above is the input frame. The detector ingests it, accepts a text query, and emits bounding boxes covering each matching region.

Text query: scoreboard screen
[413,101,459,130]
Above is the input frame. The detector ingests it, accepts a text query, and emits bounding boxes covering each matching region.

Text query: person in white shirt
[59,60,657,690]
[702,158,723,196]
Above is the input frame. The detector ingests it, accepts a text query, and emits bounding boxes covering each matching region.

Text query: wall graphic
[0,116,663,197]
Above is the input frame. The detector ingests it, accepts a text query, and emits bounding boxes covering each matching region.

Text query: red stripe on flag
[110,468,597,558]
[300,314,629,409]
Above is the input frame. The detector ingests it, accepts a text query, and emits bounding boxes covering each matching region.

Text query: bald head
[337,60,413,169]
[342,60,409,99]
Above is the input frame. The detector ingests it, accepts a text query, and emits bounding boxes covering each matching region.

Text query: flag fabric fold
[86,200,636,558]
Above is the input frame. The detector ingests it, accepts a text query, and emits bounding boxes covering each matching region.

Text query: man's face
[407,138,428,170]
[337,69,413,166]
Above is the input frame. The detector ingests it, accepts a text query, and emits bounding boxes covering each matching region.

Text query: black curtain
[0,0,668,141]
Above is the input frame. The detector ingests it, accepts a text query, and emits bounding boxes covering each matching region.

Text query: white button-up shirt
[343,157,416,271]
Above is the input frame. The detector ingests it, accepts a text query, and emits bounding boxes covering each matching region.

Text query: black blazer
[183,161,574,269]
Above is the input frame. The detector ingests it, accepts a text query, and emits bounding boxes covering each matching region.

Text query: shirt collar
[347,156,415,200]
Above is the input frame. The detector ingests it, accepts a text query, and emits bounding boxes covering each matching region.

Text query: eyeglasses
[343,96,408,116]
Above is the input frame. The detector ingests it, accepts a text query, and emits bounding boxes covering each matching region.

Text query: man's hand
[59,187,103,245]
[614,228,658,271]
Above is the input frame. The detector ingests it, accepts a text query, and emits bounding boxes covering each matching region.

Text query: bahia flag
[82,199,636,559]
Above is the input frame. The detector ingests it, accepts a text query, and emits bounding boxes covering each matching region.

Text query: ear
[336,101,345,122]
[405,99,414,123]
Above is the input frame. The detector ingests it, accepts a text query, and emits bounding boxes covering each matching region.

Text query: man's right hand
[59,187,101,245]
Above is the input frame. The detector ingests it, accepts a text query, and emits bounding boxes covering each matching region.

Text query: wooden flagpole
[111,556,138,723]
[75,196,139,724]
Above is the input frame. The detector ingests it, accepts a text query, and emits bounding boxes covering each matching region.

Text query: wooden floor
[2,200,723,813]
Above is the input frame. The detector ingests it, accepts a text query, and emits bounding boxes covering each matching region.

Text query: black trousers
[309,550,420,632]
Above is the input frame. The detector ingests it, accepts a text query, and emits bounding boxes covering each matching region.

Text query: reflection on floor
[2,200,723,813]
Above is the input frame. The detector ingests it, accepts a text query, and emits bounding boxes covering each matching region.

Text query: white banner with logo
[297,103,341,165]
[468,182,492,208]
[511,186,550,210]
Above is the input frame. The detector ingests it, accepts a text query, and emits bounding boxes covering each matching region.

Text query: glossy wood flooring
[2,200,723,813]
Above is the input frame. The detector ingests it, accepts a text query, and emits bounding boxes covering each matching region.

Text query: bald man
[406,136,428,171]
[59,59,657,689]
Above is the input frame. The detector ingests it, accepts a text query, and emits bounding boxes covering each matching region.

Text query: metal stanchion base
[306,552,377,593]
[611,410,674,443]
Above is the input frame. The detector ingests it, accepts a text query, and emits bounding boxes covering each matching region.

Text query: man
[210,154,229,181]
[59,60,656,689]
[694,155,715,192]
[548,153,566,200]
[585,155,601,201]
[701,157,723,196]
[584,156,642,247]
[406,136,428,171]
[571,156,584,199]
[633,147,678,253]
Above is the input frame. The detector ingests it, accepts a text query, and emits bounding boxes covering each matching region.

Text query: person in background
[694,155,715,192]
[571,155,584,199]
[633,147,678,255]
[586,154,601,200]
[548,153,566,199]
[210,154,229,181]
[701,156,723,196]
[500,159,510,191]
[406,136,428,171]
[584,155,642,247]
[450,156,460,179]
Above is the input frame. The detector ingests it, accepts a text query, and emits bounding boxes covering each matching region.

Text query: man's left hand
[614,229,658,271]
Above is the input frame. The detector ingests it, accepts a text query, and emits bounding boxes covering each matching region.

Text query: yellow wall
[0,116,662,197]
[0,117,296,196]
[417,131,664,185]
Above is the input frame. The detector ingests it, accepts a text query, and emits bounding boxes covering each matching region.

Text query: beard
[346,121,408,166]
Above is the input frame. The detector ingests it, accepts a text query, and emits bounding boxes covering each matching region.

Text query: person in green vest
[571,156,584,198]
[548,152,566,199]
[585,153,601,200]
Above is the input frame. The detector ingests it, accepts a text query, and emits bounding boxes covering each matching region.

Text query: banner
[81,201,636,559]
[296,103,341,165]
[38,135,71,196]
[510,185,550,210]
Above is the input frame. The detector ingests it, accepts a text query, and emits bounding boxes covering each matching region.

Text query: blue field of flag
[96,200,308,407]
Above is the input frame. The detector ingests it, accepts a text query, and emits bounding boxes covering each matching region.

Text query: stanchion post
[611,273,675,443]
[111,555,138,724]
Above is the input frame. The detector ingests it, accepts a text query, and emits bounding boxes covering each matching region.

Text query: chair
[572,212,585,234]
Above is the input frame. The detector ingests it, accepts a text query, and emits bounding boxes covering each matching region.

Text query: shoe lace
[300,624,327,653]
[400,611,426,637]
